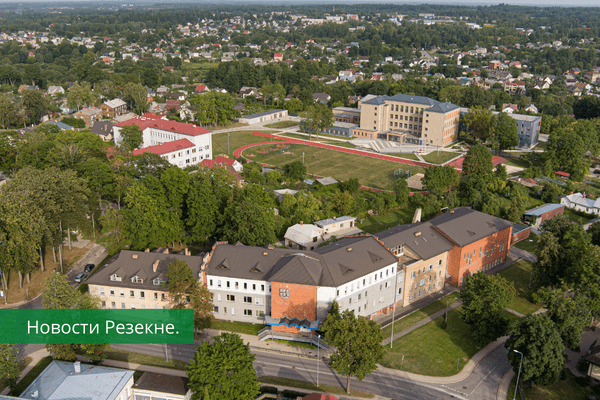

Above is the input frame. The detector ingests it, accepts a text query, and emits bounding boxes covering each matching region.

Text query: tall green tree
[187,332,260,400]
[462,144,493,178]
[98,208,130,255]
[122,82,149,114]
[283,160,307,182]
[119,124,144,152]
[460,272,516,345]
[187,172,218,245]
[303,103,333,140]
[331,191,354,215]
[505,314,565,387]
[422,165,460,195]
[0,344,19,390]
[392,178,410,206]
[494,113,519,153]
[322,309,384,394]
[462,106,496,141]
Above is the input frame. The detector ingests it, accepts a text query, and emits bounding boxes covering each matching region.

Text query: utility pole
[390,267,399,348]
[302,152,305,164]
[228,132,230,156]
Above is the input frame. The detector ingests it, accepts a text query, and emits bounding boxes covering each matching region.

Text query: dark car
[84,263,95,273]
[74,272,87,283]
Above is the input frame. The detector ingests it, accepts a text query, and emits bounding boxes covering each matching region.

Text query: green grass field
[212,131,285,158]
[381,152,421,161]
[380,307,483,376]
[248,143,421,189]
[358,204,418,234]
[498,260,540,315]
[513,235,537,253]
[506,370,594,400]
[211,319,263,335]
[258,377,374,398]
[264,121,299,129]
[102,349,188,370]
[565,209,593,225]
[381,294,461,339]
[421,151,460,165]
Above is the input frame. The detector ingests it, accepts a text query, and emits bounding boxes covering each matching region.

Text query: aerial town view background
[1,1,600,399]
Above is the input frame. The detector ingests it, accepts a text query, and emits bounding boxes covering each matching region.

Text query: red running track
[233,132,434,168]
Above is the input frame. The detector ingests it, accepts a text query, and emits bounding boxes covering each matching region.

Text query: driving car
[84,263,95,273]
[74,272,87,283]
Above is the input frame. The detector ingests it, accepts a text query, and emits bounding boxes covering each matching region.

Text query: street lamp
[513,349,524,400]
[316,334,321,386]
[390,267,399,348]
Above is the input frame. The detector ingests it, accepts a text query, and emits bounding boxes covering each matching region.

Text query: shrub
[61,117,86,128]
[260,386,278,394]
[282,389,308,399]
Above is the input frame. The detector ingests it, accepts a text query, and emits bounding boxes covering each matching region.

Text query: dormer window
[153,278,164,286]
[131,276,143,284]
[110,274,122,282]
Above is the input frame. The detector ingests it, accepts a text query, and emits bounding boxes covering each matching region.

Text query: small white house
[560,193,600,215]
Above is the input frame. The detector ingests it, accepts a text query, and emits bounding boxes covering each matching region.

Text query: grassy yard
[498,260,540,315]
[506,370,594,400]
[266,338,317,349]
[565,209,593,225]
[206,122,248,131]
[211,319,264,335]
[320,141,356,148]
[102,349,188,370]
[380,307,483,376]
[358,204,418,234]
[258,377,374,398]
[503,156,530,169]
[513,235,537,253]
[248,143,420,189]
[264,121,299,129]
[381,294,461,339]
[381,152,420,161]
[9,356,53,396]
[421,151,460,165]
[212,131,285,158]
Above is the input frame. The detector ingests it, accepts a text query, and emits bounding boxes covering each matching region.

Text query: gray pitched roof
[132,372,189,395]
[206,236,397,287]
[20,361,134,400]
[361,93,459,114]
[86,250,204,290]
[427,207,513,247]
[376,221,454,260]
[426,102,460,113]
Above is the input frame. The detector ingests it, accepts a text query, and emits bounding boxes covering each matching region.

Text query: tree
[462,144,493,178]
[494,113,519,153]
[122,82,149,114]
[119,124,143,152]
[505,314,565,387]
[42,272,99,310]
[540,183,560,203]
[222,197,277,246]
[460,273,516,345]
[535,287,590,351]
[187,332,260,400]
[67,83,97,111]
[98,208,130,255]
[422,165,459,195]
[303,103,333,140]
[22,90,49,126]
[321,309,384,394]
[462,106,496,141]
[0,344,19,390]
[589,221,600,247]
[331,191,354,215]
[392,178,410,206]
[283,160,307,182]
[187,172,218,245]
[338,177,360,194]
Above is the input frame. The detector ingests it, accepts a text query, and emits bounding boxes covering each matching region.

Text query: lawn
[281,132,356,141]
[102,348,188,370]
[320,141,356,148]
[9,356,53,396]
[212,130,285,158]
[565,209,593,225]
[421,151,460,165]
[381,152,420,161]
[380,307,483,376]
[211,319,263,335]
[266,338,317,349]
[264,121,299,129]
[503,156,530,169]
[206,122,248,131]
[248,143,420,189]
[358,204,418,234]
[506,370,594,400]
[497,260,540,315]
[258,377,374,398]
[381,294,461,339]
[513,235,537,253]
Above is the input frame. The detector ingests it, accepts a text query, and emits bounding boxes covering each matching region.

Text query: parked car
[74,272,87,283]
[84,263,95,273]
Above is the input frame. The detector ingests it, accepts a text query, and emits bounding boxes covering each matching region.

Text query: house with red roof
[195,84,208,93]
[273,53,283,62]
[113,114,212,168]
[200,156,244,185]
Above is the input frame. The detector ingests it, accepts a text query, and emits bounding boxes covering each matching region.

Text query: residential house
[90,121,114,141]
[284,216,360,250]
[273,52,283,62]
[99,98,127,118]
[501,103,519,114]
[87,249,205,309]
[132,372,191,400]
[524,104,538,114]
[195,84,209,93]
[239,109,288,125]
[72,107,103,127]
[560,193,600,216]
[19,361,134,400]
[239,86,259,98]
[312,93,331,104]
[46,85,65,96]
[584,71,600,83]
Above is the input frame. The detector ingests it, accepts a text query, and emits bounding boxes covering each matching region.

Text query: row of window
[101,301,166,309]
[214,294,264,305]
[463,239,507,265]
[110,274,163,286]
[390,122,422,131]
[387,105,425,114]
[99,287,166,301]
[410,260,443,279]
[209,279,267,292]
[410,271,441,291]
[460,257,505,284]
[408,282,441,302]
[339,285,403,308]
[213,306,264,317]
[336,267,395,297]
[391,114,423,123]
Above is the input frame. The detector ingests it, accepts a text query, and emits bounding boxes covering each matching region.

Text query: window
[209,279,213,286]
[244,309,252,316]
[214,306,219,313]
[231,308,235,315]
[411,271,416,279]
[252,284,256,291]
[438,260,442,266]
[101,301,106,308]
[420,279,425,286]
[428,264,433,271]
[226,281,230,288]
[223,307,227,314]
[244,296,252,304]
[100,287,105,295]
[153,278,163,286]
[261,285,265,292]
[110,274,122,282]
[161,293,166,301]
[109,289,114,297]
[130,290,135,298]
[227,295,235,302]
[119,290,124,297]
[154,293,158,300]
[217,280,221,288]
[256,310,265,317]
[217,294,221,301]
[358,294,362,300]
[349,298,352,304]
[111,301,116,308]
[235,282,239,289]
[140,291,145,299]
[244,283,248,289]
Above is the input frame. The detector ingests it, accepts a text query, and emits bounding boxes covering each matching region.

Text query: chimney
[153,260,159,272]
[132,254,138,259]
[73,361,81,374]
[263,251,268,256]
[163,248,169,254]
[145,248,150,252]
[300,221,303,225]
[346,247,352,252]
[184,248,190,256]
[31,391,38,399]
[414,232,421,237]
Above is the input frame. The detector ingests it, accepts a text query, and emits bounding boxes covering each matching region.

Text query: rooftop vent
[414,232,421,237]
[263,252,268,256]
[153,260,159,272]
[31,391,38,399]
[163,248,169,254]
[74,361,81,374]
[132,254,138,259]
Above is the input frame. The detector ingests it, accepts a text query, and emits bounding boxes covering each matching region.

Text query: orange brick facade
[270,282,317,334]
[440,226,513,286]
[512,227,532,244]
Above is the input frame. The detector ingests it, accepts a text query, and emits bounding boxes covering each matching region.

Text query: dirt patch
[3,243,92,304]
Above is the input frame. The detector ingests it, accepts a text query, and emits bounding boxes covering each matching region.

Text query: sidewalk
[497,368,515,400]
[381,300,463,346]
[376,336,509,385]
[0,348,49,396]
[78,355,187,377]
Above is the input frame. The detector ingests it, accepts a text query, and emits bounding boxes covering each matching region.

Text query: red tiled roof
[555,171,570,177]
[195,84,207,92]
[132,138,195,156]
[115,116,210,136]
[447,155,506,171]
[200,156,235,168]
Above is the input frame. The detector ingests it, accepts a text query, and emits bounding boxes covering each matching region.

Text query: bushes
[260,386,278,394]
[61,117,86,128]
[282,389,308,399]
